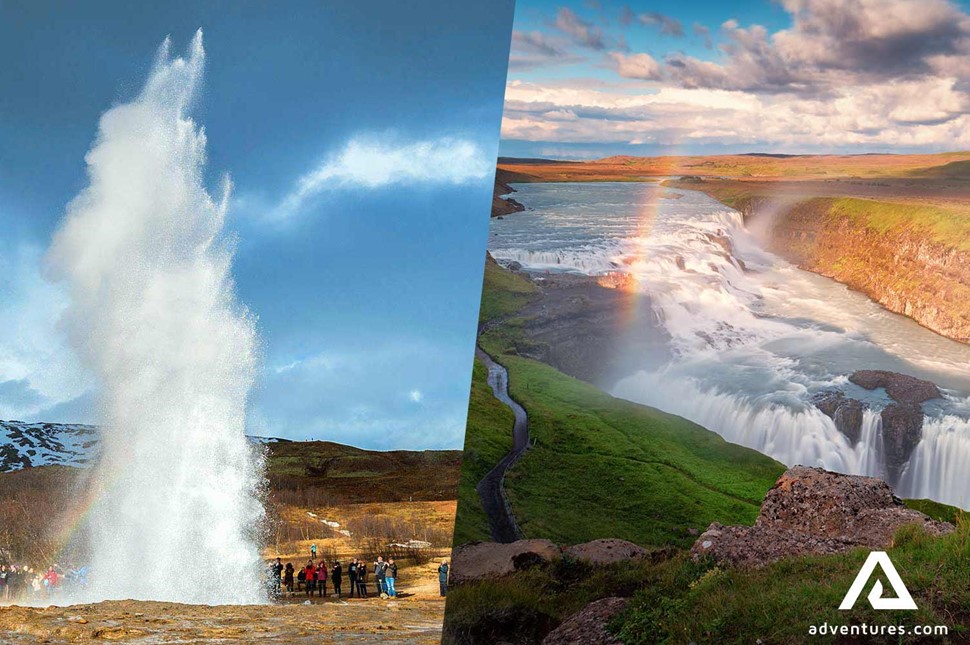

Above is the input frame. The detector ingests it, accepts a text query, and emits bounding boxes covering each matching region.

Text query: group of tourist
[266,547,450,600]
[0,563,87,602]
[267,553,402,599]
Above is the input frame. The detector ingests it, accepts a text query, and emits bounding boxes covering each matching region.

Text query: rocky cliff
[736,195,970,343]
[491,170,525,217]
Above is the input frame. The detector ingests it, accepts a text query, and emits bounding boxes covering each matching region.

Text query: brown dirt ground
[0,592,446,643]
[0,554,449,644]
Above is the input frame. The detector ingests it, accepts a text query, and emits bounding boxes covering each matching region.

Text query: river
[488,181,970,510]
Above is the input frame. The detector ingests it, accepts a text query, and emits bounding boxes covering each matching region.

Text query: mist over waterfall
[46,32,266,604]
[489,182,970,510]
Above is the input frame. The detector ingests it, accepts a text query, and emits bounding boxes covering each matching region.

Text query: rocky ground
[0,587,446,644]
[493,265,668,388]
[491,172,525,218]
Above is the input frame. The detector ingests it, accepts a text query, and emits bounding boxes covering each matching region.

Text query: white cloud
[0,242,91,420]
[501,76,970,150]
[275,136,492,219]
[505,0,970,152]
[409,389,423,403]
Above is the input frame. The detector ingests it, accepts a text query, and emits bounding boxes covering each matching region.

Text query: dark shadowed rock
[541,597,628,645]
[492,178,526,217]
[450,539,561,584]
[691,466,953,568]
[849,370,942,404]
[881,402,924,483]
[812,391,865,444]
[563,539,648,566]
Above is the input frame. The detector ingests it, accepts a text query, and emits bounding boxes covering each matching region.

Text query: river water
[488,182,970,509]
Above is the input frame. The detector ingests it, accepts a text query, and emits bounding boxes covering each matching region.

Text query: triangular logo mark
[839,551,917,610]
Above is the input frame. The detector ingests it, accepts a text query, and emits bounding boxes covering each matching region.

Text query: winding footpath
[475,347,530,543]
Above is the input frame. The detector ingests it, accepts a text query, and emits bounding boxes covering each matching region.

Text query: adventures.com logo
[807,551,949,638]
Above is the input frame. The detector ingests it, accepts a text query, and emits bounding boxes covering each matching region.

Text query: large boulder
[692,466,954,568]
[542,597,628,645]
[849,370,941,404]
[450,539,561,584]
[563,539,648,566]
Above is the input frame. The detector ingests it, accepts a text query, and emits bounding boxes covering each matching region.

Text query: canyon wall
[735,196,970,343]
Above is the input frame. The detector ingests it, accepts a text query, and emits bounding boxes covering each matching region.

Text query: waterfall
[899,415,970,509]
[490,182,970,510]
[46,31,266,604]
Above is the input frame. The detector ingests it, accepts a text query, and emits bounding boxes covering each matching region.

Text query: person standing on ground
[304,560,316,598]
[356,561,368,598]
[437,560,449,597]
[272,558,284,596]
[374,556,387,597]
[310,543,317,560]
[43,566,58,597]
[386,557,398,598]
[347,559,358,598]
[284,562,294,593]
[331,561,342,598]
[316,560,327,597]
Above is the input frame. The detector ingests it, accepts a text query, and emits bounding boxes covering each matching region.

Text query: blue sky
[0,1,514,449]
[501,0,970,157]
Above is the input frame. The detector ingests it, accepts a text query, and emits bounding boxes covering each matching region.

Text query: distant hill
[0,419,299,472]
[0,421,99,471]
[0,420,461,503]
[496,157,579,165]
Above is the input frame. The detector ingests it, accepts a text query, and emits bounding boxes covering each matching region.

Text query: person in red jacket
[43,566,58,597]
[316,560,327,598]
[304,561,316,598]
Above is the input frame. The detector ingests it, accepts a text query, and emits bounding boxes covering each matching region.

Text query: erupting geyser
[46,31,266,604]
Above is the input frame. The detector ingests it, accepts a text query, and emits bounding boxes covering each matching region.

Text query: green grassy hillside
[454,260,785,547]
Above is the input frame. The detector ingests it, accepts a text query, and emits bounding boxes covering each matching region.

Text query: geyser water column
[46,32,266,604]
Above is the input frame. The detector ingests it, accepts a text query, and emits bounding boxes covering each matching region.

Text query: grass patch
[619,517,970,644]
[904,498,963,524]
[478,255,539,323]
[826,197,970,252]
[486,354,784,547]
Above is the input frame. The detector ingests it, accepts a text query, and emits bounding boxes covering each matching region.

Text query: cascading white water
[46,32,266,604]
[899,411,970,509]
[489,182,970,510]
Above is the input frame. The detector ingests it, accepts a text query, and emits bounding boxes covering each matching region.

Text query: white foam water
[46,32,266,604]
[490,182,970,509]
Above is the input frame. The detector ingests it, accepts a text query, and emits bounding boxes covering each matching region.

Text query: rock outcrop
[880,402,925,482]
[849,370,942,404]
[452,537,654,584]
[542,598,628,645]
[812,391,865,444]
[450,539,561,584]
[691,466,954,568]
[812,371,943,482]
[563,539,648,566]
[492,177,526,217]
